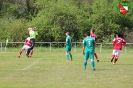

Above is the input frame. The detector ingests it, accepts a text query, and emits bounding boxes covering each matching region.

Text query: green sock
[66,54,70,60]
[70,53,73,60]
[84,61,87,70]
[90,59,95,70]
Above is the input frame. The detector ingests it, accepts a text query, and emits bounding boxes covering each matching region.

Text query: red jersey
[112,37,126,50]
[24,37,31,46]
[90,33,98,42]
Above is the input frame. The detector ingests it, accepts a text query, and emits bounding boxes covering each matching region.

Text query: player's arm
[82,39,85,55]
[95,36,98,42]
[112,38,116,45]
[82,46,85,55]
[94,40,95,50]
[66,38,68,45]
[122,39,126,47]
[24,40,27,45]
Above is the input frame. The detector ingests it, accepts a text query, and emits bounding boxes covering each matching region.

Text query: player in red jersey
[18,37,33,58]
[90,29,99,62]
[111,34,126,64]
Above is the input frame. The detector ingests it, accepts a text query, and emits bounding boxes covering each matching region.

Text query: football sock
[114,57,118,63]
[66,54,70,60]
[94,53,98,60]
[84,61,87,70]
[30,50,33,56]
[19,51,22,55]
[70,53,73,60]
[90,59,95,70]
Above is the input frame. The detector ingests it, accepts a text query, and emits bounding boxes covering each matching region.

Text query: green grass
[0,48,133,88]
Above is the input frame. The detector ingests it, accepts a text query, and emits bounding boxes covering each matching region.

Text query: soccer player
[111,34,126,64]
[82,32,95,70]
[65,32,73,61]
[26,27,38,57]
[18,37,33,58]
[90,29,99,62]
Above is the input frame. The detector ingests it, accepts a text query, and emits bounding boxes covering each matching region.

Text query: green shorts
[66,47,71,52]
[84,50,94,59]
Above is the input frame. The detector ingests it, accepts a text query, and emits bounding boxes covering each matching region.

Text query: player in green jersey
[65,32,73,61]
[82,32,95,70]
[26,27,38,57]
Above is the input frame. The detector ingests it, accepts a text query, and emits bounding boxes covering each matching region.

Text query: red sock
[94,53,98,59]
[114,57,118,63]
[112,55,115,58]
[19,51,22,55]
[30,50,33,56]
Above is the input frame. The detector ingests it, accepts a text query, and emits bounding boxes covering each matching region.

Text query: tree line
[0,0,133,43]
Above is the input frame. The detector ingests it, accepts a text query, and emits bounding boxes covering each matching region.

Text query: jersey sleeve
[66,37,68,44]
[112,38,116,45]
[122,39,126,45]
[95,36,98,41]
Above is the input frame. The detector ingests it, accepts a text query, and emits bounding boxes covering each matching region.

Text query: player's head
[116,33,121,37]
[86,31,90,36]
[33,27,37,31]
[90,29,95,34]
[66,32,70,36]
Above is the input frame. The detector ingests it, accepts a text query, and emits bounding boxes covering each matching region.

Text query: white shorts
[23,45,30,50]
[112,50,121,57]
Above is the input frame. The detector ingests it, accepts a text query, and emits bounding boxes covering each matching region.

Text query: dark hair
[117,33,121,37]
[66,32,70,35]
[86,31,90,36]
[91,29,95,33]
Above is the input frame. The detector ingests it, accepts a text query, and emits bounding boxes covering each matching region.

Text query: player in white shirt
[18,37,33,58]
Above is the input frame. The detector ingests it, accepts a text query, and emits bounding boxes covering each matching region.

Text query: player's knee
[66,51,70,54]
[84,59,87,62]
[90,59,94,62]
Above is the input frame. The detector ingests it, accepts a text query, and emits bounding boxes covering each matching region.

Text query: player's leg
[29,50,33,57]
[90,51,95,70]
[113,50,121,64]
[65,46,72,61]
[66,46,70,60]
[83,51,89,70]
[94,52,99,62]
[25,45,31,58]
[26,39,35,56]
[69,48,73,61]
[111,50,116,62]
[94,45,99,62]
[18,46,25,58]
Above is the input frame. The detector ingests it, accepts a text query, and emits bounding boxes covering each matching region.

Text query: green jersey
[29,30,38,39]
[66,36,72,47]
[82,36,95,51]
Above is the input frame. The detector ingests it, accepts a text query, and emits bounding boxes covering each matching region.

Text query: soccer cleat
[84,67,86,70]
[92,68,95,71]
[26,54,29,58]
[97,59,99,62]
[29,55,31,57]
[66,60,70,62]
[113,62,115,65]
[111,58,114,62]
[18,56,20,58]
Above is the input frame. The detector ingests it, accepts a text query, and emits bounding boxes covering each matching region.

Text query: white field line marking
[22,58,43,70]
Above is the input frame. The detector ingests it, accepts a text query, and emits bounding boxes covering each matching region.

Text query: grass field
[0,47,133,88]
